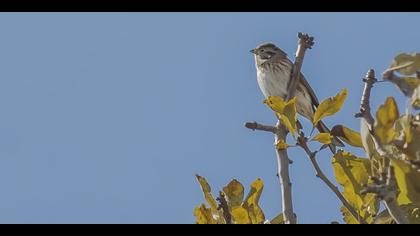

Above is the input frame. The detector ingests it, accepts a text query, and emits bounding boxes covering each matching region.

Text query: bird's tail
[317,120,345,154]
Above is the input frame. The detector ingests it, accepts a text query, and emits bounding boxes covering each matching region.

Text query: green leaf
[222,179,244,208]
[243,178,265,224]
[331,125,364,148]
[313,88,348,126]
[375,97,399,145]
[332,151,379,224]
[389,53,420,76]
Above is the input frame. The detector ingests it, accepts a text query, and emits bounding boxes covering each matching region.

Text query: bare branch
[362,166,409,224]
[217,191,232,224]
[272,32,314,224]
[244,122,277,133]
[355,69,377,128]
[297,133,368,224]
[355,69,389,157]
[245,32,314,224]
[355,69,409,224]
[274,121,296,224]
[286,32,315,101]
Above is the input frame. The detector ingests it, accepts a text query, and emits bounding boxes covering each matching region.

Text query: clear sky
[0,13,419,224]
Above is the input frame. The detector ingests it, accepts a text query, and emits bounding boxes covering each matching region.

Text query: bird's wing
[300,74,320,111]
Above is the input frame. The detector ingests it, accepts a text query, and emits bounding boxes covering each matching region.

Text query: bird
[251,42,344,153]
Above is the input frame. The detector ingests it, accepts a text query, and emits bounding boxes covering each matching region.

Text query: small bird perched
[251,42,344,153]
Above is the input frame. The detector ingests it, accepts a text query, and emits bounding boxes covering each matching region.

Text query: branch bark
[355,69,409,224]
[297,134,368,224]
[271,33,315,224]
[217,191,232,224]
[361,165,409,224]
[245,32,314,224]
[274,121,296,224]
[244,122,277,133]
[286,33,314,101]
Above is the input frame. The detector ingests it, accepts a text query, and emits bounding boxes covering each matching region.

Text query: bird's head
[250,43,287,64]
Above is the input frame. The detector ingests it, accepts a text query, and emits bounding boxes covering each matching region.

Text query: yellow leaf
[312,133,333,145]
[373,210,395,224]
[389,53,420,76]
[270,213,285,224]
[385,76,420,97]
[375,97,399,145]
[194,204,217,224]
[360,119,381,161]
[392,160,420,206]
[231,207,251,224]
[313,88,348,126]
[264,96,298,135]
[411,85,420,110]
[222,179,244,208]
[331,125,364,148]
[374,205,420,224]
[276,139,290,150]
[403,204,420,224]
[394,115,418,157]
[332,151,379,224]
[279,97,298,135]
[195,175,218,211]
[243,178,265,224]
[263,96,287,113]
[340,206,360,224]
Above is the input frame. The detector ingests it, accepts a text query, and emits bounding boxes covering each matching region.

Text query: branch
[297,133,368,224]
[361,165,409,224]
[244,32,314,224]
[355,69,388,157]
[244,122,277,133]
[355,69,376,128]
[355,69,409,224]
[274,121,296,224]
[272,32,314,224]
[286,32,315,101]
[217,191,232,224]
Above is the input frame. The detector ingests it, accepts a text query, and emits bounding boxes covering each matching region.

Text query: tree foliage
[194,53,420,224]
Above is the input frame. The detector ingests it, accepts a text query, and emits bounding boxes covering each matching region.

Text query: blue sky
[0,13,419,224]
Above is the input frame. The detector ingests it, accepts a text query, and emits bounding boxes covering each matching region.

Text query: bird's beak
[250,49,257,54]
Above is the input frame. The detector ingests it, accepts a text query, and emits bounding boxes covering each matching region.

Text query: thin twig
[297,134,368,224]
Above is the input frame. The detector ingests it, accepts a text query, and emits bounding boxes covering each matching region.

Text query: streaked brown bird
[251,42,344,153]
